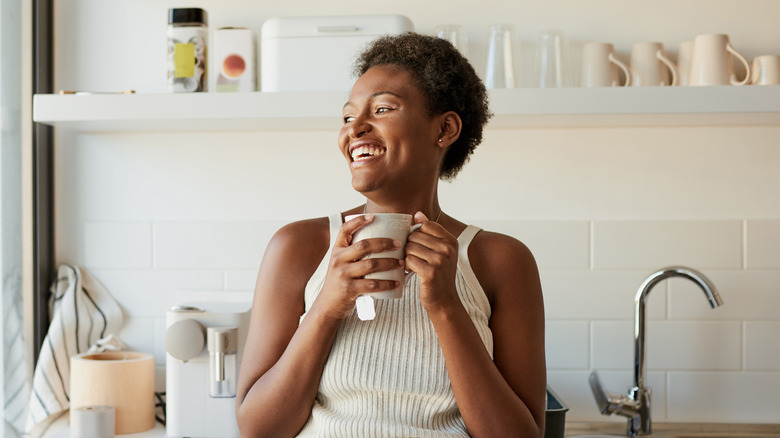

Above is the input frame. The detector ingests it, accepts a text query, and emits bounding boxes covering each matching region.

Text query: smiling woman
[237,32,546,438]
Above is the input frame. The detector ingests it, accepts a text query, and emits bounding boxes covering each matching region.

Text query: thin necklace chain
[363,204,443,223]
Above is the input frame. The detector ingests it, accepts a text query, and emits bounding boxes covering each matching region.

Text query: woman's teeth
[351,145,386,161]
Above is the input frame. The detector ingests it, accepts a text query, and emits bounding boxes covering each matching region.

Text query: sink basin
[545,387,569,438]
[569,436,624,438]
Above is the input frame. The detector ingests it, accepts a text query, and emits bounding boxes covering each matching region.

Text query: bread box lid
[260,15,414,92]
[261,15,413,40]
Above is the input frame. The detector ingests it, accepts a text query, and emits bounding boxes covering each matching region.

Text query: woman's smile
[349,140,387,166]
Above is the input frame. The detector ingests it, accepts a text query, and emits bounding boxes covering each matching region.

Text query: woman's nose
[349,115,372,138]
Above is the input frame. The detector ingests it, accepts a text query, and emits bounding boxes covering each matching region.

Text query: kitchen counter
[565,421,780,437]
[40,418,780,438]
[37,412,167,438]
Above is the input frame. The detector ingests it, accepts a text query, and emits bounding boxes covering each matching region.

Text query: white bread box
[260,15,414,92]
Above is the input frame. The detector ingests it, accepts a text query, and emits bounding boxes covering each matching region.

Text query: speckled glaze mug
[345,213,421,300]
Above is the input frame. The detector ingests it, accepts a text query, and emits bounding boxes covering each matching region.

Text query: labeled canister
[167,8,208,92]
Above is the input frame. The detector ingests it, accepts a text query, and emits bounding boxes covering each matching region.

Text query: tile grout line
[742,219,748,270]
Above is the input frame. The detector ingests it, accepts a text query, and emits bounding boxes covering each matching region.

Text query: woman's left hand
[404,211,460,313]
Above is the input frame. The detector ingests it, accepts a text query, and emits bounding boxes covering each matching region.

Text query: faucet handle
[589,371,640,417]
[589,371,612,413]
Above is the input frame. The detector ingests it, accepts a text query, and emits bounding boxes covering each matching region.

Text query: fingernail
[392,240,401,248]
[364,214,374,220]
[398,259,405,266]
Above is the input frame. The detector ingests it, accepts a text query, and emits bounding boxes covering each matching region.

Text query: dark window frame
[32,0,54,365]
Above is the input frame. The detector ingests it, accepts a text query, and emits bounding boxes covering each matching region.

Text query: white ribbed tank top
[297,213,493,437]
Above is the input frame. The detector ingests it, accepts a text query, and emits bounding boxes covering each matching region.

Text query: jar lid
[168,8,207,25]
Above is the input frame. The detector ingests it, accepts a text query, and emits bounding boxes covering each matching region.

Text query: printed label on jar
[168,26,207,92]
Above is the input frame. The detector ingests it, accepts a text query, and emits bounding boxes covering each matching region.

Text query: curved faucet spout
[634,266,723,390]
[590,265,723,437]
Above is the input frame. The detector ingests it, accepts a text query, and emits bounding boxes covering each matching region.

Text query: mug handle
[608,52,631,86]
[726,43,750,86]
[403,223,424,282]
[656,50,678,86]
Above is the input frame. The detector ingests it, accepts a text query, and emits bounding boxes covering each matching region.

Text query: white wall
[52,0,780,424]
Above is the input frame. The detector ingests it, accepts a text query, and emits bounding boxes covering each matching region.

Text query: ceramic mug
[581,42,631,87]
[689,33,750,86]
[630,42,677,86]
[750,55,780,85]
[345,213,421,300]
[677,41,694,86]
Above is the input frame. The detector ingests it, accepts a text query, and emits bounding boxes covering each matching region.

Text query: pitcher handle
[608,52,631,87]
[726,43,750,86]
[656,50,678,86]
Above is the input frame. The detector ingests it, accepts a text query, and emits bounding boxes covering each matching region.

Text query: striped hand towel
[25,264,124,433]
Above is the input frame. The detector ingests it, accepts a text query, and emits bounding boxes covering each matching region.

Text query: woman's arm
[236,215,404,437]
[406,215,546,437]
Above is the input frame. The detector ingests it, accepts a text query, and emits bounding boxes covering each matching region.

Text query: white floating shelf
[33,86,780,133]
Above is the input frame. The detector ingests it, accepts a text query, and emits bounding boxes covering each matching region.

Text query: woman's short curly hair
[353,32,492,181]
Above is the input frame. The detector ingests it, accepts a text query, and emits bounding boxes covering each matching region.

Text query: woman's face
[339,65,443,196]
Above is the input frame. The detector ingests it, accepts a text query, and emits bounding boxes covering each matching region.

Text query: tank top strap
[457,224,482,250]
[328,212,343,247]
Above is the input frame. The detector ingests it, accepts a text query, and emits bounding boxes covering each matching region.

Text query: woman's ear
[437,111,462,148]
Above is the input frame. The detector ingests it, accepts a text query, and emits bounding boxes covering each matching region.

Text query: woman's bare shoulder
[259,217,333,289]
[468,229,541,304]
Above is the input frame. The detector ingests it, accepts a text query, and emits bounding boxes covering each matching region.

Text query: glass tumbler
[483,24,518,89]
[435,24,469,57]
[533,30,572,88]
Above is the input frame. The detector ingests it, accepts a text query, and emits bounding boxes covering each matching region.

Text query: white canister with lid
[167,8,208,92]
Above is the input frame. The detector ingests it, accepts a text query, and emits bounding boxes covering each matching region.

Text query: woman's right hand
[316,214,405,321]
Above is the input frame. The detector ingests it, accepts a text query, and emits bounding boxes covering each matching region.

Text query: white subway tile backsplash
[669,270,780,320]
[476,221,589,269]
[667,371,780,422]
[592,221,743,270]
[90,269,224,317]
[746,220,780,269]
[592,321,741,371]
[541,270,667,320]
[591,321,634,370]
[84,222,152,268]
[154,221,286,269]
[648,322,741,370]
[64,131,780,425]
[117,316,155,355]
[224,269,259,291]
[745,322,780,371]
[546,321,589,370]
[153,317,167,366]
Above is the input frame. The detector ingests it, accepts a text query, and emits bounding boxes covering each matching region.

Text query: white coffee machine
[164,302,251,438]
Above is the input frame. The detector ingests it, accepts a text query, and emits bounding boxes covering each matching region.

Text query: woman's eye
[376,107,390,114]
[343,115,355,123]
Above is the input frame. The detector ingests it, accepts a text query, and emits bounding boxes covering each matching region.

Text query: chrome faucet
[589,266,723,437]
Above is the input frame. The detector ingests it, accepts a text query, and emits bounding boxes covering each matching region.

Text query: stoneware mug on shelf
[750,55,780,85]
[581,42,631,87]
[689,33,750,86]
[345,213,422,300]
[677,41,694,86]
[630,41,678,86]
